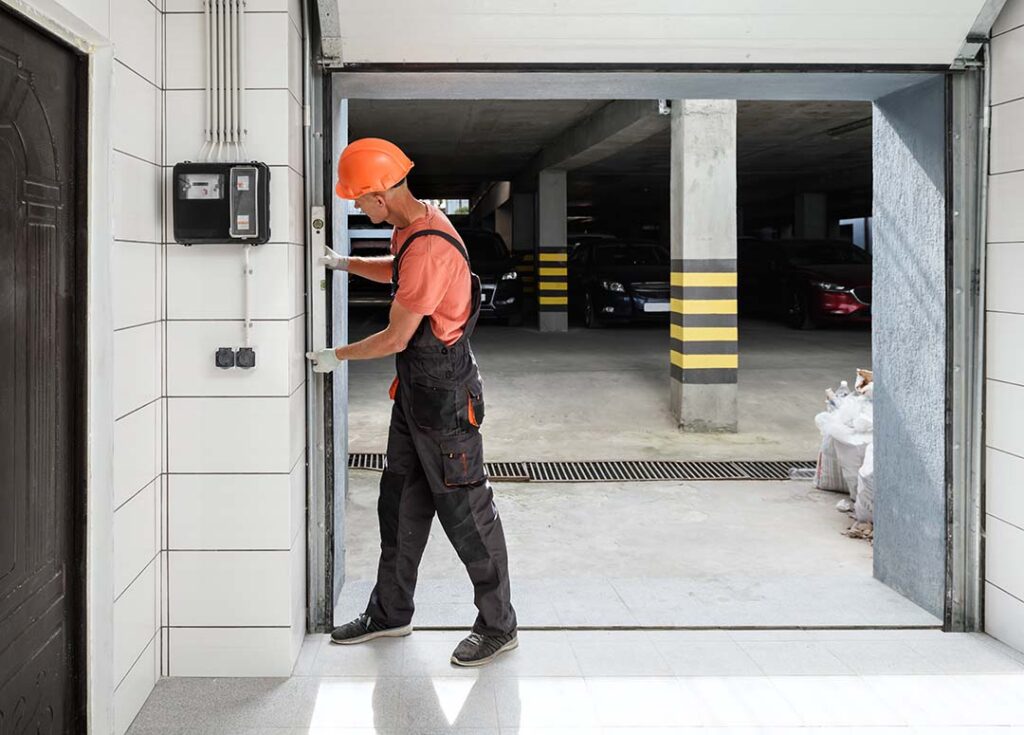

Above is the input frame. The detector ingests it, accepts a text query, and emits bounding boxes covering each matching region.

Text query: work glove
[306,347,342,373]
[319,246,349,271]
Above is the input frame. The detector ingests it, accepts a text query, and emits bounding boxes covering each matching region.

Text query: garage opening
[321,71,962,632]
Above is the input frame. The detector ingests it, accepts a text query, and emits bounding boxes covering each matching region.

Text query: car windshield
[462,232,508,262]
[779,241,871,267]
[593,244,669,268]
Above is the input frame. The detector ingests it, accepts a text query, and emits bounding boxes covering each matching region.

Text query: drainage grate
[348,454,814,483]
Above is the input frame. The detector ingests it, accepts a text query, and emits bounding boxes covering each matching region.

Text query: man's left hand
[306,347,342,373]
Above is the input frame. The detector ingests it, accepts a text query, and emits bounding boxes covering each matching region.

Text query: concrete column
[794,192,827,238]
[537,169,568,332]
[669,100,738,432]
[511,192,537,310]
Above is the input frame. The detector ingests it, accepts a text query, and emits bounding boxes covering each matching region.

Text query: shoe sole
[330,624,412,645]
[450,636,519,667]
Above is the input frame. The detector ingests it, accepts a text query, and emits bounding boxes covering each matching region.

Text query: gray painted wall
[871,77,948,617]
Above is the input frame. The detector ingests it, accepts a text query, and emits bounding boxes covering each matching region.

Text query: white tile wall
[991,99,1024,175]
[113,480,159,597]
[987,515,1024,602]
[113,558,159,683]
[113,153,163,243]
[986,243,1024,314]
[288,315,305,394]
[168,396,295,472]
[112,62,161,165]
[287,167,304,244]
[164,88,291,166]
[168,626,297,676]
[114,322,163,418]
[113,636,158,735]
[166,319,291,396]
[113,399,162,508]
[288,19,302,101]
[113,242,162,330]
[986,8,1024,657]
[167,242,296,319]
[290,458,305,544]
[988,171,1024,243]
[987,448,1024,530]
[986,311,1024,385]
[164,11,291,90]
[986,380,1024,459]
[168,550,292,625]
[289,379,306,468]
[986,583,1024,653]
[291,243,305,318]
[168,473,294,549]
[111,0,161,85]
[994,0,1024,36]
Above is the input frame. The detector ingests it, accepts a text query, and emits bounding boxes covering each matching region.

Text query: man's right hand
[319,246,349,271]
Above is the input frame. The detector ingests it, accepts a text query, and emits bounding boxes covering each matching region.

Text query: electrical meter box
[172,162,271,245]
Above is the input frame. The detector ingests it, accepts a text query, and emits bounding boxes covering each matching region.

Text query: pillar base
[538,311,568,332]
[671,380,738,433]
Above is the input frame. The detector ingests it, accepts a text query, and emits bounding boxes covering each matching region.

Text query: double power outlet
[215,347,256,369]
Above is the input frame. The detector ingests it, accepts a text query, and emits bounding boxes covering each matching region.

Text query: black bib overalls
[364,229,517,637]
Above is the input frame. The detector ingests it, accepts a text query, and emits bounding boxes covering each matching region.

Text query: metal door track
[349,454,814,482]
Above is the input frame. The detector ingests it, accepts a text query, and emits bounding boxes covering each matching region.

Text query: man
[306,138,518,667]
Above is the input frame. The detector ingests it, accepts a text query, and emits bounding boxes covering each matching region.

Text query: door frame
[0,2,92,728]
[0,0,119,729]
[319,64,986,632]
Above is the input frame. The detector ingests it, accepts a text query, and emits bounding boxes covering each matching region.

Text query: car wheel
[788,292,817,330]
[584,293,603,329]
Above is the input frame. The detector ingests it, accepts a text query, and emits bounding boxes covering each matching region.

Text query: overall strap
[395,228,471,268]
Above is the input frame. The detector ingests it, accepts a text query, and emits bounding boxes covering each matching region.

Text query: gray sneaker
[330,613,412,645]
[450,631,518,667]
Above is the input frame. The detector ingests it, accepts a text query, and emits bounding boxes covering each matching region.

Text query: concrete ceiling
[348,99,872,226]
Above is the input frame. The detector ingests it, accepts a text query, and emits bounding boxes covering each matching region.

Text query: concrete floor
[339,314,929,629]
[347,313,872,461]
[339,473,937,628]
[126,629,1024,733]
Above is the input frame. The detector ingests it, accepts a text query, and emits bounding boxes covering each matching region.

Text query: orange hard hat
[335,138,414,199]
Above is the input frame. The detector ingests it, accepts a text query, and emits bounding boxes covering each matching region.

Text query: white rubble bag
[855,442,875,523]
[815,434,846,491]
[814,381,873,498]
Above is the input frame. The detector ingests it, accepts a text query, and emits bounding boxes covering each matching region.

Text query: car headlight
[500,270,518,281]
[601,280,625,293]
[811,281,848,293]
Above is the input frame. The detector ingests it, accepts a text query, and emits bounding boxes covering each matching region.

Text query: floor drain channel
[348,455,814,482]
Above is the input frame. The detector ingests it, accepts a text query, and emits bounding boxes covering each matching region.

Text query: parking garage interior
[333,86,944,630]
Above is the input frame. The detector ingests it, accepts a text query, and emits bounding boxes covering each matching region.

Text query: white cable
[202,0,212,160]
[243,244,253,348]
[229,0,237,159]
[239,0,248,160]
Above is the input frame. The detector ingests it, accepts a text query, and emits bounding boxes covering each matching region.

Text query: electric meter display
[172,161,271,245]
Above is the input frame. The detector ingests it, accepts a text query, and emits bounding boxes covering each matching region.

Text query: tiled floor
[127,629,1024,733]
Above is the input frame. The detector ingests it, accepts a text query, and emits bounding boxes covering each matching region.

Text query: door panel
[0,7,83,732]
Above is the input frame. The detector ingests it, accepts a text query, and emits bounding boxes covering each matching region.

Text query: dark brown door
[0,7,84,733]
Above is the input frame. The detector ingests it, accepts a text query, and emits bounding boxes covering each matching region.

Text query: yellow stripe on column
[539,281,567,290]
[539,253,567,262]
[670,272,738,287]
[671,299,738,314]
[670,351,739,369]
[539,296,568,305]
[670,325,739,342]
[539,267,568,277]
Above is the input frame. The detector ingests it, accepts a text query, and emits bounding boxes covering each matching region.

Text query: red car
[738,239,871,328]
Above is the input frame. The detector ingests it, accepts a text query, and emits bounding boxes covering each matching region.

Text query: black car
[738,238,872,329]
[348,229,524,325]
[460,229,524,325]
[568,241,671,328]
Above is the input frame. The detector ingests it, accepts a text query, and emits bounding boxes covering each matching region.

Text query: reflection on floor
[340,474,938,629]
[127,629,1024,733]
[347,315,872,461]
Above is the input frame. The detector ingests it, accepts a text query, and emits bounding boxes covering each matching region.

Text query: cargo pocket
[441,433,485,488]
[458,378,485,430]
[410,382,458,432]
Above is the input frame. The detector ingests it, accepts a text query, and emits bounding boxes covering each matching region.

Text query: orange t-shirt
[390,204,471,346]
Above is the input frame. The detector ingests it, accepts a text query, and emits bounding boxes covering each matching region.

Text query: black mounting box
[172,161,271,245]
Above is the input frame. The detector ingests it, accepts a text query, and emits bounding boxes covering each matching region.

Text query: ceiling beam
[512,100,669,189]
